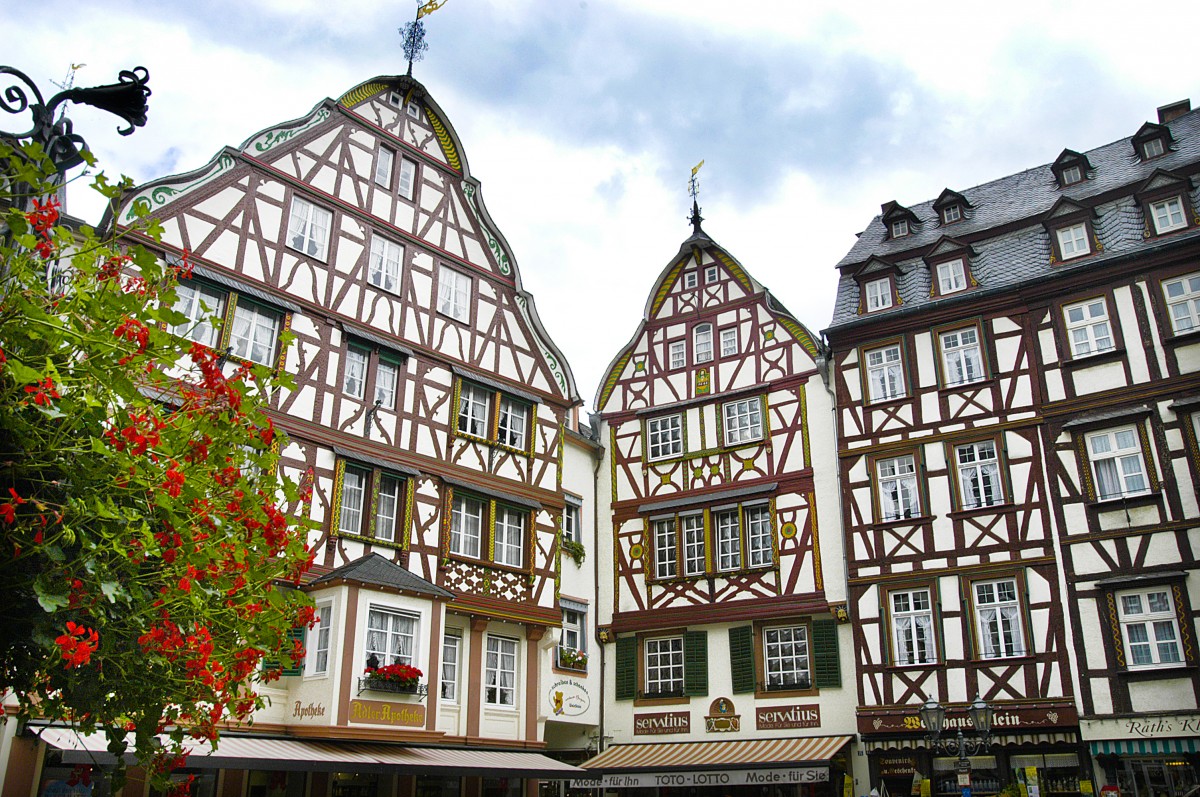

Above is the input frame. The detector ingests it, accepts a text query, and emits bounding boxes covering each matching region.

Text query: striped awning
[1090,738,1199,756]
[36,728,582,777]
[861,732,1077,752]
[581,735,852,772]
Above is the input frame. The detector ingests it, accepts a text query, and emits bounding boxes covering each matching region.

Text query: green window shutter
[811,619,841,689]
[264,627,306,677]
[683,630,708,696]
[615,636,636,700]
[728,626,756,693]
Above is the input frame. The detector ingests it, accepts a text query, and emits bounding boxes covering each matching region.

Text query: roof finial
[401,0,448,76]
[688,159,705,234]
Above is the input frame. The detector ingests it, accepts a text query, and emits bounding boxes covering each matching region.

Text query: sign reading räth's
[348,699,425,727]
[572,768,829,788]
[634,711,691,735]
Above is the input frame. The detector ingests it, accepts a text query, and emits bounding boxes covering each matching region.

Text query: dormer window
[1132,121,1174,162]
[1061,165,1082,186]
[1057,223,1091,259]
[1134,170,1193,238]
[880,201,919,241]
[865,277,893,312]
[942,205,961,224]
[1052,149,1093,190]
[933,189,973,228]
[1044,197,1096,263]
[937,259,967,294]
[1150,197,1187,234]
[891,219,909,238]
[1142,138,1165,159]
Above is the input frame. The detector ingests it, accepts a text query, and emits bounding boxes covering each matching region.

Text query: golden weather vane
[688,160,705,233]
[402,0,449,76]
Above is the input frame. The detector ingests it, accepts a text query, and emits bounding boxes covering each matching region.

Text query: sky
[4,0,1198,409]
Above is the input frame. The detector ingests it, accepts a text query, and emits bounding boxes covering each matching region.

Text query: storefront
[577,735,853,797]
[1084,714,1200,797]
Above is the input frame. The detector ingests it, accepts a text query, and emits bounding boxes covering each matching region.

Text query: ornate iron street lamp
[920,694,996,761]
[1,65,151,173]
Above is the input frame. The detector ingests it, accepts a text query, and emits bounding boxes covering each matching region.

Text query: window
[720,327,738,357]
[942,205,962,224]
[365,608,417,667]
[956,441,1003,509]
[375,358,399,408]
[653,518,677,580]
[877,455,920,521]
[171,281,226,347]
[715,509,742,571]
[1086,427,1149,500]
[406,101,421,119]
[388,92,402,108]
[1117,588,1183,669]
[652,502,773,579]
[865,277,893,311]
[286,196,332,261]
[723,397,763,445]
[308,603,332,676]
[559,606,588,669]
[745,505,773,567]
[705,266,718,283]
[764,625,810,690]
[398,158,417,200]
[497,396,528,449]
[456,380,532,450]
[1064,298,1114,357]
[493,505,525,567]
[338,465,368,535]
[457,382,490,438]
[669,340,686,369]
[974,579,1025,658]
[1056,223,1090,259]
[937,259,967,294]
[681,514,705,576]
[1142,138,1165,159]
[1150,196,1187,234]
[940,327,984,386]
[1164,272,1200,334]
[440,633,460,701]
[890,588,936,665]
[865,344,906,402]
[562,503,581,544]
[343,346,369,399]
[449,492,528,568]
[368,236,403,292]
[437,265,471,322]
[694,324,713,363]
[337,463,405,541]
[1061,165,1082,186]
[647,414,683,461]
[229,301,282,366]
[644,636,684,696]
[891,219,909,238]
[374,147,394,187]
[562,608,584,652]
[684,271,698,289]
[485,635,518,706]
[374,474,402,542]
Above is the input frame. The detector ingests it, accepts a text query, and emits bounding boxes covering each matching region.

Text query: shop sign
[757,704,821,731]
[291,701,327,721]
[548,678,591,717]
[1084,713,1200,739]
[859,703,1078,736]
[348,698,425,727]
[705,697,740,732]
[634,710,690,735]
[877,754,918,777]
[571,768,829,788]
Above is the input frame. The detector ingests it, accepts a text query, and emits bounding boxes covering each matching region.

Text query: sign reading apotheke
[572,767,829,789]
[634,711,691,735]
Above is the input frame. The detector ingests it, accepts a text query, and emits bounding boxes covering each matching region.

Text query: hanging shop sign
[634,711,691,735]
[348,698,426,727]
[547,678,592,717]
[877,753,919,777]
[757,704,822,731]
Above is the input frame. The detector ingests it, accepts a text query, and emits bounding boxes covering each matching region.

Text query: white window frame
[1056,223,1090,259]
[437,265,471,322]
[338,465,369,535]
[493,505,525,568]
[940,327,984,386]
[714,508,742,572]
[647,414,683,461]
[457,382,491,438]
[974,579,1025,659]
[1086,426,1150,501]
[723,397,763,445]
[497,396,529,450]
[1061,164,1083,186]
[865,344,906,402]
[683,271,698,289]
[668,340,686,370]
[171,281,226,347]
[561,608,585,654]
[937,259,967,294]
[365,607,418,668]
[694,323,714,363]
[1142,138,1165,159]
[1150,196,1187,235]
[652,518,677,580]
[865,277,893,311]
[229,301,282,366]
[720,327,738,357]
[891,219,909,238]
[890,588,936,666]
[374,147,395,187]
[450,494,484,559]
[343,345,369,399]
[374,474,402,542]
[286,196,332,261]
[1164,272,1200,334]
[398,158,418,200]
[942,205,962,224]
[764,625,810,690]
[405,101,421,119]
[956,440,1003,509]
[1117,588,1184,669]
[705,265,719,283]
[682,514,705,577]
[440,632,461,702]
[485,635,518,707]
[375,358,399,408]
[562,503,581,544]
[644,636,684,696]
[745,505,773,568]
[307,602,333,677]
[1064,298,1114,357]
[368,236,403,292]
[877,454,920,521]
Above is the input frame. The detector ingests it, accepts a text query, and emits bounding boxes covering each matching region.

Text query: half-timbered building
[582,212,857,797]
[824,100,1200,797]
[17,74,598,797]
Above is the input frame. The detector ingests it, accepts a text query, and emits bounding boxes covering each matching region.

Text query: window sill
[634,694,689,707]
[1086,491,1160,510]
[754,685,817,699]
[947,503,1015,520]
[453,431,531,457]
[334,530,405,550]
[865,395,910,408]
[938,377,993,394]
[1162,326,1200,345]
[969,653,1034,664]
[1062,347,1125,370]
[871,514,934,529]
[552,664,588,676]
[650,564,776,585]
[884,661,941,671]
[1120,662,1194,680]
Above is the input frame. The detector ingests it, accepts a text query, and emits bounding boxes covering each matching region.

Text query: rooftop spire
[688,159,705,234]
[401,0,449,76]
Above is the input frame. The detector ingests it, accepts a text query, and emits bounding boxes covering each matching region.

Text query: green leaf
[101,581,125,603]
[36,591,69,612]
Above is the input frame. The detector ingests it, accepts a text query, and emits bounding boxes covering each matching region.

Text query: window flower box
[557,646,588,671]
[360,661,425,695]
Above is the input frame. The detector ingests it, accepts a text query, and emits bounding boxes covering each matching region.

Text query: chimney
[1158,99,1191,124]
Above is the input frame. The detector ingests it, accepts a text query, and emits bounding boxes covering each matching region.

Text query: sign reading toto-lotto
[571,768,829,788]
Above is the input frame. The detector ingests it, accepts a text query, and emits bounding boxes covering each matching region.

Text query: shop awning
[1090,739,1199,756]
[35,728,583,778]
[861,733,1077,752]
[581,735,852,772]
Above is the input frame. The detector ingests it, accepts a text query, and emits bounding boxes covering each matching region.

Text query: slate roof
[827,105,1200,332]
[308,553,455,599]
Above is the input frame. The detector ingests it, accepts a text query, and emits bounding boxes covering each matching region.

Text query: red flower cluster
[55,621,100,668]
[364,662,423,684]
[23,376,60,406]
[163,461,186,498]
[105,408,166,455]
[114,317,151,364]
[26,197,59,259]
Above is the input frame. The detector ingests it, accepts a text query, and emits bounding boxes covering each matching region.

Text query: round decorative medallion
[630,543,644,559]
[781,522,797,539]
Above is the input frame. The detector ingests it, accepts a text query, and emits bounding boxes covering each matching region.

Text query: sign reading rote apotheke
[571,768,829,789]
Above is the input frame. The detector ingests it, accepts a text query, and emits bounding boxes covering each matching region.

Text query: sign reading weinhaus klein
[858,702,1077,736]
[634,711,691,735]
[757,704,822,731]
[349,699,425,727]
